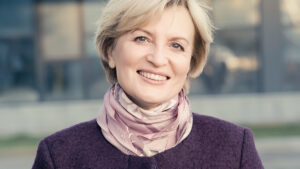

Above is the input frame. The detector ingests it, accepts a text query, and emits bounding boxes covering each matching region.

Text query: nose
[146,46,168,67]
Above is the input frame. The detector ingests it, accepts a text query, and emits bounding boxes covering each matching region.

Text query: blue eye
[172,43,184,51]
[134,36,148,42]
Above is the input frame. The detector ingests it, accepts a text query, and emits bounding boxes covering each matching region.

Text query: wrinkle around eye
[134,36,148,42]
[171,42,185,51]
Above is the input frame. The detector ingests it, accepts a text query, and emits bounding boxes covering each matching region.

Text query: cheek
[174,57,191,76]
[114,51,142,82]
[114,47,135,68]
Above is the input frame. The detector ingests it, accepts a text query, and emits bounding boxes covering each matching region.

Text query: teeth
[139,71,167,81]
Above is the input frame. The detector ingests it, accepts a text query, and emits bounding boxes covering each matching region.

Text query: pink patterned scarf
[97,83,193,157]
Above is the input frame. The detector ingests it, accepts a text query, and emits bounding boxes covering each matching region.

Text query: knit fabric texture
[32,113,264,169]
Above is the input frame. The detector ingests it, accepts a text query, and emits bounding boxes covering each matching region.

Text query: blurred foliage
[246,123,300,138]
[0,135,42,148]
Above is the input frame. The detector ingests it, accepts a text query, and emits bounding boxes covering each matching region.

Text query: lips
[137,70,169,81]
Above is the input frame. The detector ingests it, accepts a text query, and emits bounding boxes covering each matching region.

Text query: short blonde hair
[95,0,213,91]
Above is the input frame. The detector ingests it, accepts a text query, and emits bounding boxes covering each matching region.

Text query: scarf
[97,83,193,157]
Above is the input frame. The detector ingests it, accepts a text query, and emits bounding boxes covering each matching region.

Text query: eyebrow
[131,29,152,37]
[132,28,190,45]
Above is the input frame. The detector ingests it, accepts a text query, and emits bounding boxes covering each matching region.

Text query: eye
[134,36,148,42]
[171,43,184,51]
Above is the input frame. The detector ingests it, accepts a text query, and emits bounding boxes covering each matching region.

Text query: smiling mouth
[137,70,170,81]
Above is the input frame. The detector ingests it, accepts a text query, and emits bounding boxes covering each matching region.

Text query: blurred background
[0,0,299,168]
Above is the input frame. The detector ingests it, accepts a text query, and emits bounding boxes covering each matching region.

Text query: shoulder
[187,113,263,168]
[192,114,264,168]
[192,113,246,133]
[33,119,101,168]
[39,119,110,156]
[190,113,252,148]
[44,119,100,143]
[33,120,129,168]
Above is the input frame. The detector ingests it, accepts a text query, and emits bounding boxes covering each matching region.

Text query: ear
[107,47,116,68]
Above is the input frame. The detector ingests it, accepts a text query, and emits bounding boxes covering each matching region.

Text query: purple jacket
[32,113,264,169]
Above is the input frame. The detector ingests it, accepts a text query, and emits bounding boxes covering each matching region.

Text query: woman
[32,0,264,168]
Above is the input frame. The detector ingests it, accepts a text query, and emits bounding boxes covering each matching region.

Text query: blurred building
[0,0,299,102]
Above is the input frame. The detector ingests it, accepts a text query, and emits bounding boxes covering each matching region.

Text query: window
[190,0,261,94]
[281,0,300,91]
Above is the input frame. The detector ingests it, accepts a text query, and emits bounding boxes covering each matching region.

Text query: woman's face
[108,6,195,109]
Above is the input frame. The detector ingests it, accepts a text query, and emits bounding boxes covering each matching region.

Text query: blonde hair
[95,0,213,91]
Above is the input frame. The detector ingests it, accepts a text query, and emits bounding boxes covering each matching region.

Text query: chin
[138,94,171,106]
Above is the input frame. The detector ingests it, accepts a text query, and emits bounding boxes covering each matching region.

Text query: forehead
[144,6,194,29]
[133,6,195,41]
[118,5,194,33]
